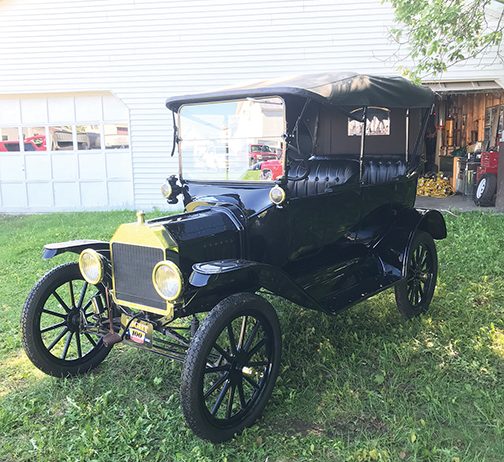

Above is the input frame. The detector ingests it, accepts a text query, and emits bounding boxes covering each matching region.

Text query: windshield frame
[176,96,287,185]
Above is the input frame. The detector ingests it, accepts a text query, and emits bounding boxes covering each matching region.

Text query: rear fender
[373,208,446,279]
[189,259,321,310]
[42,240,110,260]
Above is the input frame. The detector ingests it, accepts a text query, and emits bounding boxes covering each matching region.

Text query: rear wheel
[21,262,111,377]
[395,231,438,319]
[180,293,281,442]
[474,173,497,206]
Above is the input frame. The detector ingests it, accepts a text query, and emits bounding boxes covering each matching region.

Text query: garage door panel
[52,154,78,180]
[79,154,106,180]
[27,183,53,207]
[25,156,51,181]
[0,156,25,181]
[54,182,80,207]
[20,98,48,125]
[81,181,108,207]
[1,183,27,208]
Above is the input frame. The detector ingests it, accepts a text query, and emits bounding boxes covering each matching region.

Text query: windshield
[178,97,285,182]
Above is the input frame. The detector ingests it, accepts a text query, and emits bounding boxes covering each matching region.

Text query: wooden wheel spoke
[204,373,228,400]
[243,374,259,390]
[211,380,230,416]
[61,331,74,359]
[47,327,69,351]
[227,324,238,355]
[42,308,66,319]
[75,332,83,358]
[52,290,70,313]
[84,332,98,347]
[225,383,236,419]
[213,343,232,362]
[205,365,231,374]
[243,321,261,353]
[237,380,247,408]
[77,282,88,310]
[41,321,67,334]
[68,281,76,308]
[247,338,266,359]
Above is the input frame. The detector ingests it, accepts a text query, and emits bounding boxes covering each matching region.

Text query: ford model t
[22,73,446,442]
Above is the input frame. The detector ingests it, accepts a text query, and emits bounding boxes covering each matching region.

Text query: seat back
[287,158,359,198]
[363,159,406,184]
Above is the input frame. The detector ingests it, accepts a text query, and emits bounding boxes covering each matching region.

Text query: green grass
[0,211,503,461]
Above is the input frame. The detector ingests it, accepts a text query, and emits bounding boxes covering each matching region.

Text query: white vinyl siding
[0,0,502,211]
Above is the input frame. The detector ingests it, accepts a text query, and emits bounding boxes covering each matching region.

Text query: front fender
[189,259,321,310]
[42,240,109,260]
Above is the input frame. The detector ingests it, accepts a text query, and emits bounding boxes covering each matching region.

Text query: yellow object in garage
[417,174,454,198]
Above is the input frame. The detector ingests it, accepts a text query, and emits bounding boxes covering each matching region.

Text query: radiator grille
[111,243,166,310]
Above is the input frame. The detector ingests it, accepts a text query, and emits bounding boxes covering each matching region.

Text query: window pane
[77,125,101,150]
[49,126,74,150]
[23,127,47,151]
[0,127,21,151]
[104,123,129,149]
[348,107,390,136]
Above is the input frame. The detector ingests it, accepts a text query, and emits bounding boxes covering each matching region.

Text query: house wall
[0,0,503,211]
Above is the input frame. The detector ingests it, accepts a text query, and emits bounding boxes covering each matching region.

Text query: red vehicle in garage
[474,150,499,206]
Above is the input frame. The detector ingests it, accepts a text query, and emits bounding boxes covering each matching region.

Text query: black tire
[474,173,497,207]
[21,262,111,377]
[394,231,438,319]
[180,293,281,442]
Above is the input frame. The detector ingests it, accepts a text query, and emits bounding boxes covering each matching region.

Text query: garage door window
[0,93,133,211]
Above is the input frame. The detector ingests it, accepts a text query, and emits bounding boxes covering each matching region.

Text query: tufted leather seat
[287,159,359,198]
[362,159,406,184]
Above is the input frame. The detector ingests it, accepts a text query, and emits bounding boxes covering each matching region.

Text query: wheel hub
[66,308,83,332]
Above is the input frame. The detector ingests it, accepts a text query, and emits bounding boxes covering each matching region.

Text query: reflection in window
[23,127,47,151]
[348,107,390,136]
[0,127,21,151]
[49,126,74,150]
[77,125,101,150]
[179,98,285,182]
[104,123,129,149]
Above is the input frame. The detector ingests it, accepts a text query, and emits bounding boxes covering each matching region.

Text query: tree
[387,0,504,81]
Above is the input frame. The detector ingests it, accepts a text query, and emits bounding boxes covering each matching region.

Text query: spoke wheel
[181,293,281,442]
[22,262,112,377]
[395,231,438,318]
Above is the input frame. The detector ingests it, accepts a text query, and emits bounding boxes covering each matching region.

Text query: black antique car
[22,72,447,442]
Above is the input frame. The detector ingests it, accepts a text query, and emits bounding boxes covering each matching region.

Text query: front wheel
[21,262,112,377]
[180,293,281,442]
[395,231,438,319]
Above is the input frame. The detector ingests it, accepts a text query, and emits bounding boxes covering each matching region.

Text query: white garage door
[0,93,134,212]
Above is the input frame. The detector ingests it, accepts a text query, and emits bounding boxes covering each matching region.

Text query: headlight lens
[161,181,172,199]
[152,261,183,301]
[78,249,105,285]
[269,185,286,205]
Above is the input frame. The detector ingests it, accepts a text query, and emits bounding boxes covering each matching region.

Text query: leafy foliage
[387,0,504,80]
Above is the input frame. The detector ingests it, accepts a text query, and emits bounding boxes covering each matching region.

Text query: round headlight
[269,185,286,205]
[161,181,172,199]
[152,261,183,301]
[78,249,105,285]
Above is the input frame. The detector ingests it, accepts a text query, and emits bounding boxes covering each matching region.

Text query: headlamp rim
[78,248,105,285]
[152,260,184,301]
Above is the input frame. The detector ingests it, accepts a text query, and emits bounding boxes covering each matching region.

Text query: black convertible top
[166,72,434,111]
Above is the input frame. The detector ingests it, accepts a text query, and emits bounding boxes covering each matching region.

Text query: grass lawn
[0,211,503,462]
